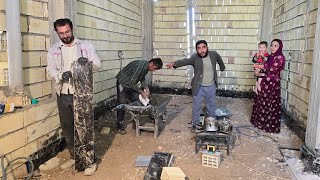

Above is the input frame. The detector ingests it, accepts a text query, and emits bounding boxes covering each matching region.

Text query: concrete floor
[39,95,303,180]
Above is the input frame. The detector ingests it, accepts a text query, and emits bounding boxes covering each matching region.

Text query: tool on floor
[207,145,216,154]
[144,152,173,180]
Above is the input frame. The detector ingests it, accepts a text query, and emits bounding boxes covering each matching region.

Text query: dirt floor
[38,95,303,180]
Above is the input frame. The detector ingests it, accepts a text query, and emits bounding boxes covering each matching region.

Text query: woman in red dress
[250,39,285,133]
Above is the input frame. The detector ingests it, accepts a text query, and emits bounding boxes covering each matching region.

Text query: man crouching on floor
[115,58,163,134]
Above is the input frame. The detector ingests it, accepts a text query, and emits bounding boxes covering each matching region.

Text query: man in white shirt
[47,18,101,175]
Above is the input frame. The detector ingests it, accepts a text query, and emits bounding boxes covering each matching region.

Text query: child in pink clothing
[252,41,269,94]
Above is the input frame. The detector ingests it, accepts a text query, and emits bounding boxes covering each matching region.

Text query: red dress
[250,52,285,133]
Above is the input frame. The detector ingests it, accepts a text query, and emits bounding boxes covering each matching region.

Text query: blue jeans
[192,84,216,125]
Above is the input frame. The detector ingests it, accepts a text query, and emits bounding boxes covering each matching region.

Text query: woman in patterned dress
[250,39,285,133]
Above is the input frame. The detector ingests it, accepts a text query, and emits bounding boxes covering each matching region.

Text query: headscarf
[272,39,283,56]
[267,39,285,70]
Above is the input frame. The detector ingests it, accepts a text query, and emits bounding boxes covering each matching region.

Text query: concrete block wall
[76,0,143,104]
[152,0,317,129]
[0,0,145,178]
[152,0,190,89]
[194,0,261,91]
[0,0,7,86]
[0,0,50,98]
[0,1,316,179]
[0,100,61,179]
[273,0,318,126]
[0,1,60,179]
[21,0,51,99]
[153,0,261,91]
[1,0,145,178]
[0,5,59,177]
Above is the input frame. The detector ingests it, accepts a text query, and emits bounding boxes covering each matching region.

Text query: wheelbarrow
[121,94,172,139]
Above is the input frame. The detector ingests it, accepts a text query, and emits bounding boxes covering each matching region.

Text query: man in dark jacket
[166,40,225,130]
[116,58,163,134]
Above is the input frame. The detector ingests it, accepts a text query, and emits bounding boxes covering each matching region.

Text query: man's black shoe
[191,126,196,133]
[188,122,203,128]
[118,129,126,135]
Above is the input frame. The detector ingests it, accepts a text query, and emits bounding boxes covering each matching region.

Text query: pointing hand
[166,63,174,69]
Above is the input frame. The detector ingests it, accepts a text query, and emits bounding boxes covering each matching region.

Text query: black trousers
[116,81,139,129]
[57,94,74,159]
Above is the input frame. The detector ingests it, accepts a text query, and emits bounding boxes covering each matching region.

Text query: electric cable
[234,124,261,138]
[231,155,291,180]
[231,137,291,180]
[1,154,34,180]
